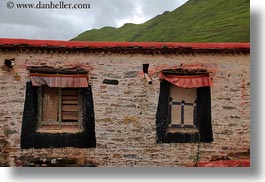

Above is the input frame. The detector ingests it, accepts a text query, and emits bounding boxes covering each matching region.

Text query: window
[156,68,213,143]
[21,67,96,149]
[37,86,82,133]
[168,86,198,131]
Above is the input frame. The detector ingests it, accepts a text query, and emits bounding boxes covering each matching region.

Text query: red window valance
[159,72,213,88]
[30,73,88,88]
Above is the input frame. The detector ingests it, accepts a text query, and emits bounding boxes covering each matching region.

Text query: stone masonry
[0,41,250,167]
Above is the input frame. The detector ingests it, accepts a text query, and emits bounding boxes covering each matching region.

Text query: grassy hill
[72,0,250,42]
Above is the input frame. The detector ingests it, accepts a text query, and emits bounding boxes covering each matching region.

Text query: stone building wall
[0,50,250,167]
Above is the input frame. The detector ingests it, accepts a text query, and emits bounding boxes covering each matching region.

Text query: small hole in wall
[4,58,15,68]
[143,64,149,73]
[143,64,152,85]
[103,79,119,85]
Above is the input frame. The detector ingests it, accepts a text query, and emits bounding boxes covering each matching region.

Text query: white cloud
[116,3,146,27]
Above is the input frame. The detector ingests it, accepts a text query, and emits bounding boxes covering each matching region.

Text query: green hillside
[72,0,250,42]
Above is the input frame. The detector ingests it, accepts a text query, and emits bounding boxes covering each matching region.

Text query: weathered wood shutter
[61,89,79,122]
[41,86,59,124]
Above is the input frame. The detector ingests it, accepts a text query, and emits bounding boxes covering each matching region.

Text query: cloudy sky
[0,0,188,40]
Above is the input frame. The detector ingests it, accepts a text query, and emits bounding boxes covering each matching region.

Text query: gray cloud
[0,0,188,40]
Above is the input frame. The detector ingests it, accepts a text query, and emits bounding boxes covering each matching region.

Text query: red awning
[159,73,212,88]
[30,73,88,88]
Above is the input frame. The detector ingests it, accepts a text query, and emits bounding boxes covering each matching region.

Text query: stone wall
[0,50,250,167]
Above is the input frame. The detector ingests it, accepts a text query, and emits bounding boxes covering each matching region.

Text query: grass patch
[72,0,249,43]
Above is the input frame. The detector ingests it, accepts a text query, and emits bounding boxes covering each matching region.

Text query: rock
[51,158,56,164]
[124,71,138,78]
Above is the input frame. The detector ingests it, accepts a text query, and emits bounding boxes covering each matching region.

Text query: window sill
[167,127,199,134]
[36,128,82,134]
[162,128,200,143]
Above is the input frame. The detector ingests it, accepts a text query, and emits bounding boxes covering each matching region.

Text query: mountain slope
[72,0,250,42]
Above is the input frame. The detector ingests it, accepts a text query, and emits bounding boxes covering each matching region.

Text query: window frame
[156,80,213,143]
[21,81,96,149]
[37,87,83,132]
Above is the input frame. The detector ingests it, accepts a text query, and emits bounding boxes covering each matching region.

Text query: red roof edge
[0,38,250,51]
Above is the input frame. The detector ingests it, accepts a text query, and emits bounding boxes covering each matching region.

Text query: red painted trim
[30,73,87,77]
[0,38,250,50]
[197,159,250,167]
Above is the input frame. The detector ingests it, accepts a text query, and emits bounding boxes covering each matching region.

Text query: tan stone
[0,49,250,167]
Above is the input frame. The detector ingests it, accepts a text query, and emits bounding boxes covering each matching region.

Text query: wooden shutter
[61,88,79,123]
[41,86,59,124]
